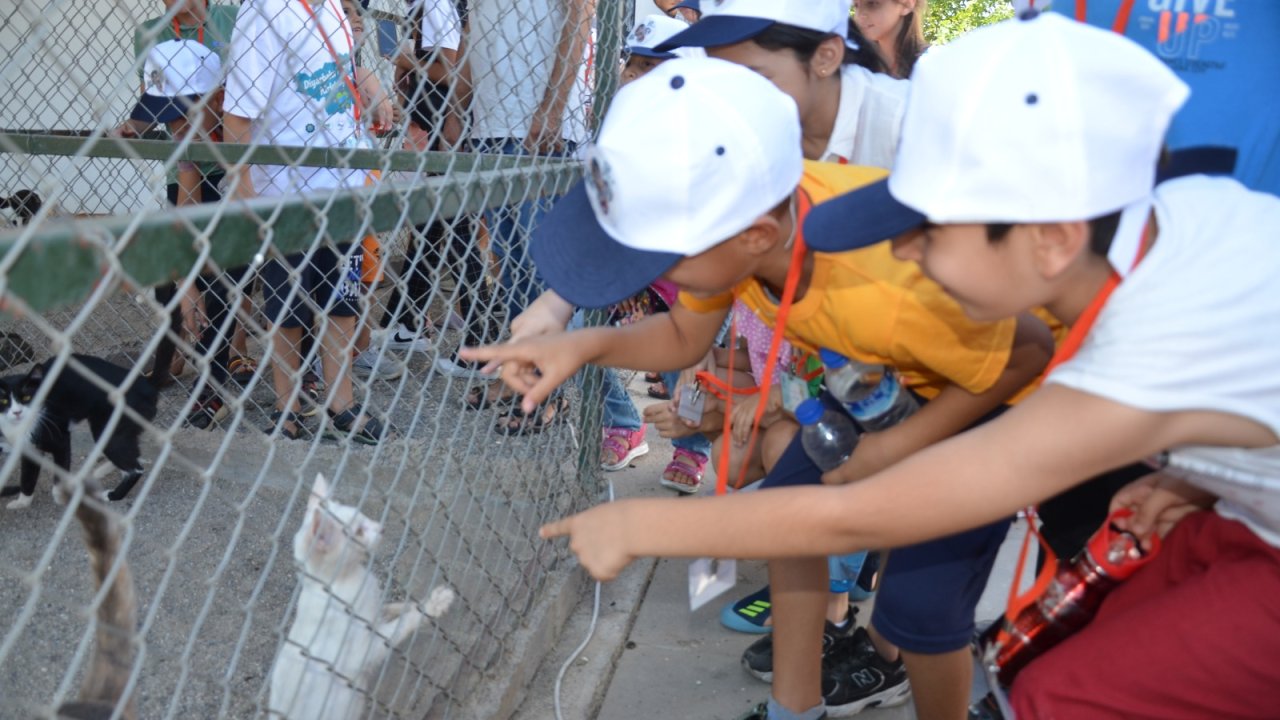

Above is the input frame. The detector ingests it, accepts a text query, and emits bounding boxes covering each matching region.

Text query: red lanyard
[173,18,205,45]
[1076,0,1137,33]
[711,189,814,496]
[296,0,363,122]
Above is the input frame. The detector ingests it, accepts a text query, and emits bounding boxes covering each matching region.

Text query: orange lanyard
[296,0,363,122]
[173,18,205,45]
[1076,0,1137,33]
[711,189,814,496]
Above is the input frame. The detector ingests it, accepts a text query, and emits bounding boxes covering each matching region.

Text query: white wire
[553,419,612,720]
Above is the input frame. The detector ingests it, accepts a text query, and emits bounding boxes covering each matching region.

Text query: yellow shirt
[680,162,1016,399]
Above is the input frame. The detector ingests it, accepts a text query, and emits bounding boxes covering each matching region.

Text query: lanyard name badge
[297,0,365,144]
[688,190,813,611]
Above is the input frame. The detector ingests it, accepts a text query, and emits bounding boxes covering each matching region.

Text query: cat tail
[423,586,456,619]
[0,485,20,497]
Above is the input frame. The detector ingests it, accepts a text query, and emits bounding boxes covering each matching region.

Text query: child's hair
[752,20,889,75]
[892,0,929,78]
[985,210,1124,257]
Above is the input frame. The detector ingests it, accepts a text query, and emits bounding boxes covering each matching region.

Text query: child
[461,56,1054,720]
[129,38,246,430]
[539,13,1280,720]
[851,0,928,78]
[222,0,389,444]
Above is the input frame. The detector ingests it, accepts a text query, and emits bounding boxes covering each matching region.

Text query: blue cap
[802,178,927,253]
[530,180,684,308]
[817,347,851,369]
[627,46,678,60]
[130,93,197,124]
[673,0,702,15]
[655,15,776,52]
[795,398,825,425]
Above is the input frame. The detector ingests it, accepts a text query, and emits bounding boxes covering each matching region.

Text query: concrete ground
[515,376,1032,720]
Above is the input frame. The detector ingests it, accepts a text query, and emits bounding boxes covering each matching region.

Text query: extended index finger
[539,517,570,539]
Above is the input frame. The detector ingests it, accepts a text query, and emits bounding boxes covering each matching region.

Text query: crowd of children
[462,2,1280,720]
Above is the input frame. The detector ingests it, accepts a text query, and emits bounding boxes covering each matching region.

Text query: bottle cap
[818,347,849,369]
[795,397,825,425]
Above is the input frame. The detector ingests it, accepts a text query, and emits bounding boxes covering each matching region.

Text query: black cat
[0,355,157,506]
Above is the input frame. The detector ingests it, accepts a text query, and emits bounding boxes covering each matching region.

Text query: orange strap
[994,508,1059,646]
[297,0,364,123]
[1076,0,1138,33]
[713,190,814,496]
[173,18,205,45]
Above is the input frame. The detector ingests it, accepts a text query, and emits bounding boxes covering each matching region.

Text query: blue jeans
[473,137,577,320]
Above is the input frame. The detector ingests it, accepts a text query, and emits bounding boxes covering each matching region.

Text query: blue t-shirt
[1055,0,1279,196]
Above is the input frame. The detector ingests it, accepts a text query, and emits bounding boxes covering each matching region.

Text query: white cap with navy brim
[658,0,859,53]
[804,11,1189,278]
[529,57,804,308]
[627,14,702,59]
[131,39,223,124]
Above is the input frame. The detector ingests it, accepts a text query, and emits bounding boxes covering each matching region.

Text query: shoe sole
[433,357,493,379]
[741,657,772,683]
[825,682,912,718]
[601,441,649,471]
[353,365,404,381]
[660,476,702,495]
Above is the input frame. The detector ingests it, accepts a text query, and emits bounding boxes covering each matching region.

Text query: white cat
[268,474,454,720]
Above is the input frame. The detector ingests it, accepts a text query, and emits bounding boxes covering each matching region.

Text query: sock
[767,696,825,720]
[831,616,850,630]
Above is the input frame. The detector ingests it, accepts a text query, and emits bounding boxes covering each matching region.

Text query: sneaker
[821,626,911,717]
[736,702,828,720]
[353,349,405,381]
[721,585,773,634]
[742,606,859,683]
[378,322,432,353]
[186,394,229,430]
[600,425,649,471]
[434,353,490,379]
[432,310,466,331]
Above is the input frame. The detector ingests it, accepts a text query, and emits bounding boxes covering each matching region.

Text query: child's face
[708,40,833,123]
[891,224,1041,322]
[853,0,913,46]
[621,55,666,86]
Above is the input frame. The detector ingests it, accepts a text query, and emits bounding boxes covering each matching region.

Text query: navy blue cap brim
[803,178,927,253]
[530,180,683,309]
[130,94,194,124]
[627,46,678,60]
[654,16,775,52]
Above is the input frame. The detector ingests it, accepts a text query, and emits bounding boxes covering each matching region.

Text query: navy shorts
[260,244,362,329]
[760,396,1012,654]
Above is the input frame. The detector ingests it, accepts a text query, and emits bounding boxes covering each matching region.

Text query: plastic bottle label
[849,374,901,422]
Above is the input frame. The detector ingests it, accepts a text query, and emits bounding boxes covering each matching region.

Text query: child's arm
[822,311,1054,485]
[462,300,731,414]
[541,384,1272,580]
[354,67,397,134]
[221,114,257,199]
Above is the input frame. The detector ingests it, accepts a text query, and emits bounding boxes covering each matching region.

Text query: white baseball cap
[626,14,702,60]
[658,0,859,53]
[805,11,1189,277]
[530,57,804,308]
[131,39,223,123]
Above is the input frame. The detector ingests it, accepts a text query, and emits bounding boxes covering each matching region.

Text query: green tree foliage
[922,0,1015,44]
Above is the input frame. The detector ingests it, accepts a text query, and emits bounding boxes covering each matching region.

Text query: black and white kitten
[0,355,158,507]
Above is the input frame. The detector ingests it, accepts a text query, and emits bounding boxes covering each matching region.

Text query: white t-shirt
[820,65,909,169]
[417,0,461,51]
[223,0,365,197]
[466,0,591,144]
[1048,175,1280,546]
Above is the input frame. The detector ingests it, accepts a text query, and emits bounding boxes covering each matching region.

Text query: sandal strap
[666,448,709,477]
[601,429,640,459]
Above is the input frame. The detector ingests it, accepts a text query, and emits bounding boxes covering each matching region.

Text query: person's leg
[1013,512,1280,720]
[260,256,310,433]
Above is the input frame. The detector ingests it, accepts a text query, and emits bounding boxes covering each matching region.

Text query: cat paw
[7,493,33,510]
[423,586,456,618]
[106,487,129,502]
[51,483,69,505]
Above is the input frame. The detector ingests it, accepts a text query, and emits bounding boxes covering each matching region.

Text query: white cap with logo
[661,0,859,52]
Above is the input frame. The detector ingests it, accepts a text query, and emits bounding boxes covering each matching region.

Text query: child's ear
[810,35,845,80]
[1032,221,1091,279]
[737,213,787,256]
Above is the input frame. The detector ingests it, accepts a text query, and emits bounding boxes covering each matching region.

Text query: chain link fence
[0,0,627,717]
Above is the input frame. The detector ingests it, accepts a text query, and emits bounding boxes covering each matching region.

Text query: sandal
[600,425,649,471]
[647,381,671,400]
[228,355,259,385]
[268,409,314,440]
[644,371,661,384]
[494,395,569,436]
[298,370,324,418]
[659,447,708,494]
[464,383,520,411]
[323,404,390,446]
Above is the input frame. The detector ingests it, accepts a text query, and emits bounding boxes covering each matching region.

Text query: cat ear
[307,474,330,513]
[308,507,340,554]
[25,364,43,383]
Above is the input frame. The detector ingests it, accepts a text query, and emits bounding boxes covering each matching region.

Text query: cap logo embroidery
[148,68,166,92]
[629,19,654,44]
[586,155,615,217]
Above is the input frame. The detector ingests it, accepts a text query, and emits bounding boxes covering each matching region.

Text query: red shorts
[1011,510,1280,719]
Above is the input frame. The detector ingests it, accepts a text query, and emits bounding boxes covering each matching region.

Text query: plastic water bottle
[796,397,859,472]
[819,348,918,432]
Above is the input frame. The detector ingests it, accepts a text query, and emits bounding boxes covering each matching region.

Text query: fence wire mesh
[0,0,625,717]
